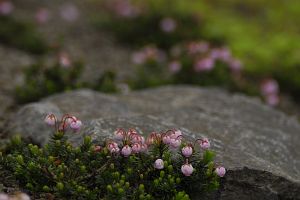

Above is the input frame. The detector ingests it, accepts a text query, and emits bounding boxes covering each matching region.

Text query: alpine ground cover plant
[0,114,225,199]
[91,0,300,105]
[0,1,48,55]
[129,42,280,106]
[15,53,119,104]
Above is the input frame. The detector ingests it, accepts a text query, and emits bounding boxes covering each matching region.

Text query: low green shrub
[0,114,225,199]
[15,57,119,104]
[0,16,48,54]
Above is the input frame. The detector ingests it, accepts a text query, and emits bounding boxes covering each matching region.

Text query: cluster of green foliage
[128,44,259,98]
[15,62,119,104]
[0,131,220,199]
[0,16,48,54]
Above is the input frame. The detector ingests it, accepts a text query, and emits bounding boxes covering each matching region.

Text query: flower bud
[131,134,145,144]
[94,145,101,152]
[44,114,56,126]
[215,166,226,177]
[121,145,132,157]
[181,146,193,157]
[181,163,194,176]
[70,119,82,131]
[107,142,120,154]
[56,182,64,190]
[162,135,171,144]
[131,143,141,153]
[154,159,164,169]
[114,129,125,141]
[140,144,148,153]
[170,138,181,148]
[199,138,210,150]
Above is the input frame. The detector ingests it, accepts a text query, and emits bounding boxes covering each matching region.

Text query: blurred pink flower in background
[260,78,280,106]
[0,1,13,15]
[227,58,243,73]
[132,51,146,64]
[60,3,79,22]
[132,46,166,64]
[111,0,139,18]
[210,47,231,62]
[265,94,279,106]
[194,57,215,72]
[35,8,50,24]
[168,60,181,73]
[260,79,279,96]
[59,52,72,68]
[160,17,177,33]
[187,41,209,54]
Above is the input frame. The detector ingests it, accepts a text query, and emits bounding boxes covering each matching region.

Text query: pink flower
[0,1,13,15]
[65,116,77,125]
[215,166,226,177]
[131,134,145,144]
[160,17,177,33]
[194,58,215,72]
[70,119,82,131]
[60,4,79,22]
[131,143,141,153]
[121,145,132,157]
[94,145,102,152]
[181,146,193,157]
[44,114,56,126]
[228,58,242,72]
[162,135,171,145]
[169,130,182,140]
[260,79,279,96]
[107,142,120,153]
[170,138,181,148]
[210,48,231,62]
[35,8,50,24]
[0,193,9,200]
[131,51,146,64]
[140,144,148,152]
[146,132,158,145]
[168,61,181,73]
[265,94,279,106]
[59,52,71,68]
[188,42,209,54]
[199,138,210,150]
[181,163,194,176]
[174,130,183,139]
[112,0,139,18]
[154,159,164,169]
[114,129,125,141]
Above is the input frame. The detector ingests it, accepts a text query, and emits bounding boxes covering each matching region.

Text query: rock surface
[7,86,300,199]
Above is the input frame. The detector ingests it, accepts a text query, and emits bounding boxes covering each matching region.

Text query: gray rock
[8,102,62,146]
[7,86,300,199]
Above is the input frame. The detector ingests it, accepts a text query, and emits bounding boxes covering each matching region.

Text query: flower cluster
[0,114,225,199]
[260,78,280,106]
[44,114,83,132]
[107,128,225,178]
[0,1,13,16]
